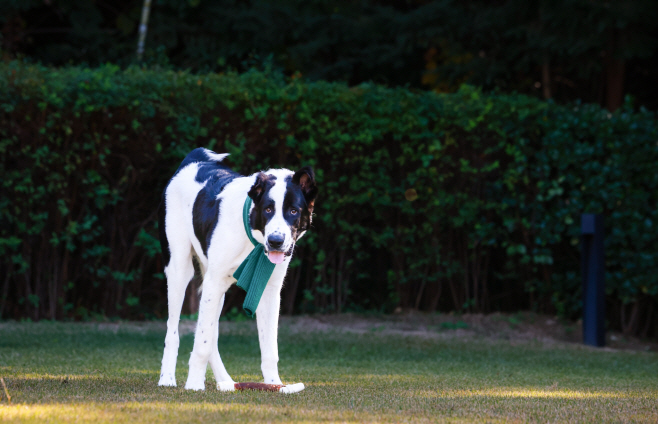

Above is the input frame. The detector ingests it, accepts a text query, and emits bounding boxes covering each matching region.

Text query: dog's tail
[203,148,229,162]
[175,148,229,174]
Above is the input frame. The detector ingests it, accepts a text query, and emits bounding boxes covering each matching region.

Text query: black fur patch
[190,156,240,256]
[292,166,318,213]
[248,173,277,235]
[192,189,221,256]
[289,167,318,241]
[195,162,238,184]
[283,176,312,240]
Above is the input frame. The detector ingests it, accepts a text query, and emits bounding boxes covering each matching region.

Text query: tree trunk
[136,0,153,61]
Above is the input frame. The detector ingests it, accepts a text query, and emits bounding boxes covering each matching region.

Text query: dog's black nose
[267,234,285,250]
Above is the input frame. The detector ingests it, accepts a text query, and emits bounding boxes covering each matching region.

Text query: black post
[581,214,605,347]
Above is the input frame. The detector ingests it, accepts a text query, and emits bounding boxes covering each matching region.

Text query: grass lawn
[1,314,657,423]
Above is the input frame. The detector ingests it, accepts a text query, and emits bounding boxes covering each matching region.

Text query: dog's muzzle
[265,233,287,264]
[267,233,285,250]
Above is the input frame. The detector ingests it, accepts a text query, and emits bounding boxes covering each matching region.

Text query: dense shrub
[1,62,656,336]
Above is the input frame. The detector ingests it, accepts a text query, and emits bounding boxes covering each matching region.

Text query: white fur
[262,168,296,254]
[158,158,297,390]
[202,149,230,163]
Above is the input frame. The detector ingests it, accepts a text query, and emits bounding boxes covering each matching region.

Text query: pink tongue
[267,251,285,264]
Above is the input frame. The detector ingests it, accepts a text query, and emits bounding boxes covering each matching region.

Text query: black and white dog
[157,148,317,392]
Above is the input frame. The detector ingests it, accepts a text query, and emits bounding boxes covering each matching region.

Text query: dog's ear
[292,166,318,212]
[248,172,269,203]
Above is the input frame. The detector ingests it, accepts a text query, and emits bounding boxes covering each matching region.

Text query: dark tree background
[2,1,658,336]
[2,0,657,110]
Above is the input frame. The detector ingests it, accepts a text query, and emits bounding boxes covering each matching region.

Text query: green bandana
[233,196,276,317]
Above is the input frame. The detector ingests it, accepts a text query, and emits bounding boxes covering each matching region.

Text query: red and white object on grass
[217,381,305,394]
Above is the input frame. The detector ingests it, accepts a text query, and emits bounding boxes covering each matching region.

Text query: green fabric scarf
[233,196,276,317]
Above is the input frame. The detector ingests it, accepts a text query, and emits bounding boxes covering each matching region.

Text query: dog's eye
[290,209,298,215]
[265,207,273,213]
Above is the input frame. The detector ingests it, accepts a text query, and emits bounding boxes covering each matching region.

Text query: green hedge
[1,62,657,336]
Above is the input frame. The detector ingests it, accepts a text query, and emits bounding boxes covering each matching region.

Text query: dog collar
[233,196,276,317]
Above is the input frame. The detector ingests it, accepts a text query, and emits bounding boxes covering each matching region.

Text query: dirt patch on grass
[4,312,654,352]
[278,312,658,352]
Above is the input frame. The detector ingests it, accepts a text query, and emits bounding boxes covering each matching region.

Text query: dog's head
[248,167,318,264]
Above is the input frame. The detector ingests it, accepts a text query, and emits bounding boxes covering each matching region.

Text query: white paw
[158,373,176,387]
[217,381,236,392]
[280,383,305,394]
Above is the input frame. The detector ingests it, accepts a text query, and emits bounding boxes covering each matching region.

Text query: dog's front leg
[185,274,230,391]
[255,265,288,385]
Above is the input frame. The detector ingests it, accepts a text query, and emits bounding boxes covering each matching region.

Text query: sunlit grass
[1,318,657,423]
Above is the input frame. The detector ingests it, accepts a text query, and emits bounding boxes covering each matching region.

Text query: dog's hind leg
[158,248,195,387]
[185,274,232,390]
[208,293,233,384]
